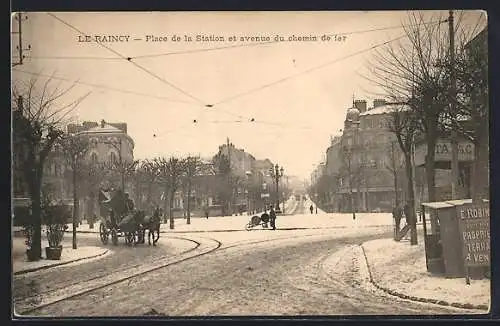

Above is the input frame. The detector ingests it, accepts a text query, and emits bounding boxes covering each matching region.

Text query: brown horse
[143,209,161,246]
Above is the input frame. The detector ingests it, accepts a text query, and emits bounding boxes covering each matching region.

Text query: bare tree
[80,161,106,221]
[154,156,184,229]
[386,105,419,245]
[59,133,89,249]
[384,141,404,207]
[366,11,486,204]
[102,158,139,194]
[136,159,160,211]
[182,155,203,224]
[365,11,452,204]
[211,152,232,215]
[12,74,90,260]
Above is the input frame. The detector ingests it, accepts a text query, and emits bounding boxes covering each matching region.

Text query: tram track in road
[18,226,392,316]
[14,236,202,301]
[17,232,329,315]
[16,235,221,316]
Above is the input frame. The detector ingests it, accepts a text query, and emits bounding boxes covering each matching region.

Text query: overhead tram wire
[46,13,206,107]
[24,20,444,62]
[12,69,202,107]
[210,27,442,108]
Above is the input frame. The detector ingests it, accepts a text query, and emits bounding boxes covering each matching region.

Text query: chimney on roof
[100,119,106,128]
[373,99,387,108]
[354,100,367,113]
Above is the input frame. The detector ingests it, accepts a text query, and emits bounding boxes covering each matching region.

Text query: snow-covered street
[13,199,490,316]
[22,228,474,317]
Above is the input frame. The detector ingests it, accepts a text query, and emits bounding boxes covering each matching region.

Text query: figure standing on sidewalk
[310,205,314,214]
[269,205,276,230]
[392,204,402,238]
[204,205,209,219]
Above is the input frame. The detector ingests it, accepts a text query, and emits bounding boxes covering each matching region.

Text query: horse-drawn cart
[97,188,161,246]
[98,188,145,246]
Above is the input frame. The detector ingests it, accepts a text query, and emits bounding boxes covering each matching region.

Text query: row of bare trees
[367,10,488,245]
[12,74,217,260]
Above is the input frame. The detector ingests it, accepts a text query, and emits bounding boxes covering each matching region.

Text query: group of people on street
[260,204,277,230]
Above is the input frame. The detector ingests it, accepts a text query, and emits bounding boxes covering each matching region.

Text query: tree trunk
[425,125,438,203]
[394,169,399,206]
[169,190,175,229]
[187,180,192,225]
[404,153,418,245]
[147,182,152,208]
[163,185,169,221]
[72,166,78,249]
[30,179,43,260]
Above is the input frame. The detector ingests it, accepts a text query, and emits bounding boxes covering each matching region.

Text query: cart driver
[109,208,117,228]
[125,193,135,214]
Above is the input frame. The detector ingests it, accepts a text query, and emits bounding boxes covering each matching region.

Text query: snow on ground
[13,241,110,274]
[70,211,394,234]
[362,238,490,308]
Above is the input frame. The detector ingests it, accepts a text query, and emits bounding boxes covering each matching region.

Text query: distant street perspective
[12,10,489,317]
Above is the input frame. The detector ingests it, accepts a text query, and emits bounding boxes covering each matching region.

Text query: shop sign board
[457,203,490,267]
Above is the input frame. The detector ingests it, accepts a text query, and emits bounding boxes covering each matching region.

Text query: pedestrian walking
[269,205,277,230]
[403,202,412,224]
[310,205,314,214]
[392,204,402,238]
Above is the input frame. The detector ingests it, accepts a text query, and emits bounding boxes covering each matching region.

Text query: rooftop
[360,103,411,116]
[79,123,124,134]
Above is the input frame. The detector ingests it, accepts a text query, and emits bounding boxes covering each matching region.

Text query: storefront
[414,138,475,202]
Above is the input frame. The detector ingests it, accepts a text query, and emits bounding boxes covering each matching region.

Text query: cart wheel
[99,223,109,245]
[111,230,118,245]
[125,232,135,246]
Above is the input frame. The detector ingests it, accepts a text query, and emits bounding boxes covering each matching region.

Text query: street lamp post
[343,146,356,220]
[245,171,252,215]
[270,164,284,211]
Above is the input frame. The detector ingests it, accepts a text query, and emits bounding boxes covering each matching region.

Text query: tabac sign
[457,203,490,267]
[414,139,475,166]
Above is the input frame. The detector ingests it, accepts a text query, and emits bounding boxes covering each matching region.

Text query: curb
[359,243,489,311]
[14,249,110,276]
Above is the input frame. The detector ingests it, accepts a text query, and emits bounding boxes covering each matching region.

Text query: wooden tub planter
[45,245,63,260]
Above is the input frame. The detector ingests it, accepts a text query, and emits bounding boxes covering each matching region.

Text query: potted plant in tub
[44,204,70,260]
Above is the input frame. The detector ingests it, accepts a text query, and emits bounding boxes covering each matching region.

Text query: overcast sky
[11,11,486,180]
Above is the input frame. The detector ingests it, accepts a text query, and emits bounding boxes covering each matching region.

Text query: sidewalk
[361,238,490,311]
[12,237,110,275]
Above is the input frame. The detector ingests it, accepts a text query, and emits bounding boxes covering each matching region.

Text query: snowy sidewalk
[12,237,110,275]
[361,238,490,311]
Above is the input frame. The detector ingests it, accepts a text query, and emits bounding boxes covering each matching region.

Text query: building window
[109,152,117,164]
[91,153,98,163]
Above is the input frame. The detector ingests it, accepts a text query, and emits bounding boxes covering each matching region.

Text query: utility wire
[47,12,206,106]
[211,33,410,107]
[209,19,446,117]
[192,118,314,130]
[12,68,201,107]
